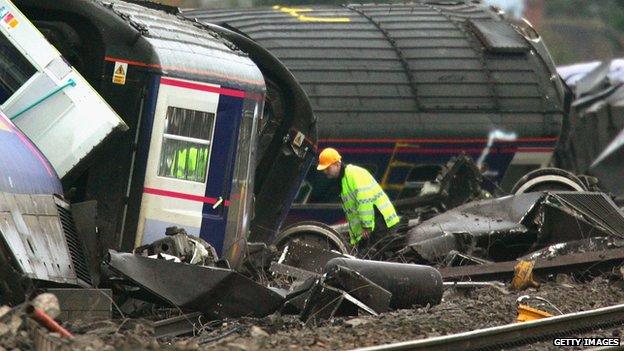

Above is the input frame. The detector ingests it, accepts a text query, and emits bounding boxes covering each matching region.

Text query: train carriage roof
[0,112,62,195]
[185,1,565,139]
[15,0,265,91]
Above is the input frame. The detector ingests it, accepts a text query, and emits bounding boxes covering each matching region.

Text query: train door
[136,76,244,252]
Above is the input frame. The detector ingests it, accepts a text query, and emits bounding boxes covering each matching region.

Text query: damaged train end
[13,0,317,269]
[0,111,92,306]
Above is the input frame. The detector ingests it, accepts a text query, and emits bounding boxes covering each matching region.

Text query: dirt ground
[3,273,624,351]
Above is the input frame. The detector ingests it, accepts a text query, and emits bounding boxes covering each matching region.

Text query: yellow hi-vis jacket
[175,147,208,180]
[340,164,399,245]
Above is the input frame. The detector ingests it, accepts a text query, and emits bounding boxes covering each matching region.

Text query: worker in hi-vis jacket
[317,147,399,248]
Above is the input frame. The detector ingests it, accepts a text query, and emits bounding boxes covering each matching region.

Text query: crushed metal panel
[404,192,624,262]
[0,225,29,305]
[440,246,624,281]
[0,192,89,287]
[606,85,624,106]
[270,262,321,281]
[407,192,543,240]
[282,277,318,314]
[300,281,377,325]
[105,250,283,319]
[467,19,528,53]
[549,192,624,239]
[324,265,391,314]
[574,60,612,97]
[0,0,127,177]
[571,84,619,110]
[279,239,347,274]
[404,192,544,262]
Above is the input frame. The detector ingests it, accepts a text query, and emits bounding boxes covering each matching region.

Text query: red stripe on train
[143,187,230,206]
[160,77,245,98]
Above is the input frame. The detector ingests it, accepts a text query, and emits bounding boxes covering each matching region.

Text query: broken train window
[158,106,215,183]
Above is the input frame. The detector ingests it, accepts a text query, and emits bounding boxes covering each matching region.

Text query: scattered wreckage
[556,59,624,198]
[8,151,624,343]
[2,0,624,348]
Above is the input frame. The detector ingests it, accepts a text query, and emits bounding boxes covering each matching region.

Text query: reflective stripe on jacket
[340,164,399,245]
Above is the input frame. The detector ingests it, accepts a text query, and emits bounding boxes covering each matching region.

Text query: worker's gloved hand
[361,228,371,239]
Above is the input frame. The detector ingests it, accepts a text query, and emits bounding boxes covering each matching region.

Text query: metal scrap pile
[400,191,624,265]
[105,236,444,328]
[556,59,624,198]
[271,155,624,300]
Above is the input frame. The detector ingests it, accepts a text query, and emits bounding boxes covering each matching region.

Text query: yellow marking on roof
[273,6,350,23]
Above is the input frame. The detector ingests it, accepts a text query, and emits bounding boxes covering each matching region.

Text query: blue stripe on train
[200,93,244,255]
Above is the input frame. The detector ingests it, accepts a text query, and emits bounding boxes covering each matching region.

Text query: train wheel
[511,168,587,194]
[273,221,349,254]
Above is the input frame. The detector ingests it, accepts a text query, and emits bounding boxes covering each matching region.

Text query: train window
[158,106,215,183]
[0,32,36,104]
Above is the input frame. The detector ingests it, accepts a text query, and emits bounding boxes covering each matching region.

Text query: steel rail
[352,303,624,351]
[153,312,203,338]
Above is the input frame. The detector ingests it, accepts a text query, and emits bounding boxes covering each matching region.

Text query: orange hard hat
[317,148,342,171]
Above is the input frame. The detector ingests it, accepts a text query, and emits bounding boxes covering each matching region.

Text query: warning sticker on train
[113,62,128,85]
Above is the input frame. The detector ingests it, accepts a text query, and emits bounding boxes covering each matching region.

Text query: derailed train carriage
[185,2,566,225]
[12,0,316,268]
[0,111,93,304]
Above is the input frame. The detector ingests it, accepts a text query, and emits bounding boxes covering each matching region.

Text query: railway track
[353,303,624,351]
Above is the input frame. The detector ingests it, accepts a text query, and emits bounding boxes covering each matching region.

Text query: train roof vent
[468,19,528,53]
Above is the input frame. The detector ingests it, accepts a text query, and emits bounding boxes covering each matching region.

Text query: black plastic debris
[270,262,321,281]
[323,265,391,314]
[283,292,311,315]
[280,239,347,274]
[288,277,318,299]
[104,250,283,319]
[325,258,443,309]
[282,277,319,315]
[299,280,378,325]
